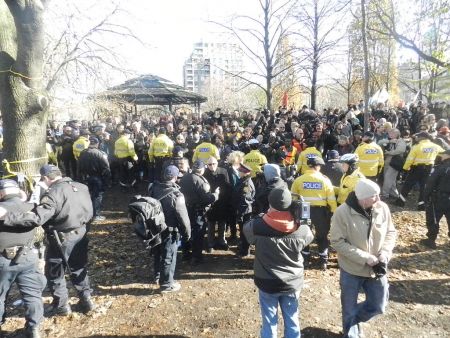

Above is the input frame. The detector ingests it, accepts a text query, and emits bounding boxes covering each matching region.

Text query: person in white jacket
[330,179,397,338]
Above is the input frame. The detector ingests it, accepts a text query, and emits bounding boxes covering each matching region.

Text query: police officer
[115,128,139,187]
[0,180,46,338]
[78,136,112,222]
[291,157,337,269]
[180,160,219,265]
[148,128,174,182]
[72,129,90,161]
[296,138,322,175]
[2,165,95,315]
[422,150,450,249]
[395,132,444,210]
[243,139,268,188]
[354,131,384,181]
[192,134,220,163]
[149,165,191,292]
[336,154,365,205]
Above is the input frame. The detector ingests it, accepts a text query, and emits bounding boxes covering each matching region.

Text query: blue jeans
[340,269,389,338]
[153,231,179,288]
[258,290,301,338]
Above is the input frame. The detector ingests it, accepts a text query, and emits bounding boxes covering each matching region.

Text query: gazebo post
[169,100,173,114]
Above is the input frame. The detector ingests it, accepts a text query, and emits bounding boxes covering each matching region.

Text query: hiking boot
[79,297,96,313]
[160,282,181,293]
[319,259,328,271]
[393,198,405,207]
[46,303,72,317]
[24,326,41,338]
[214,243,229,251]
[420,238,437,249]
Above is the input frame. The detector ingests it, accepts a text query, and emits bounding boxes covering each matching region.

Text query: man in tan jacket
[330,179,397,338]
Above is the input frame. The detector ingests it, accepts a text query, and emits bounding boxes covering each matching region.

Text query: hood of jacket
[262,208,295,233]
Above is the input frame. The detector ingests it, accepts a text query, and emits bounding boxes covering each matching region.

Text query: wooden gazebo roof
[94,74,207,107]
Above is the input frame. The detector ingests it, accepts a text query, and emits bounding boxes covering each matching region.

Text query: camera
[290,194,311,225]
[372,261,387,279]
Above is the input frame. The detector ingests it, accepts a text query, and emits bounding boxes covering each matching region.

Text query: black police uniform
[4,177,94,313]
[150,181,191,288]
[423,157,450,244]
[179,172,217,263]
[0,194,46,336]
[78,147,111,217]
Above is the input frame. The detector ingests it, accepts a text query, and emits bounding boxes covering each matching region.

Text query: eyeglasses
[207,163,218,166]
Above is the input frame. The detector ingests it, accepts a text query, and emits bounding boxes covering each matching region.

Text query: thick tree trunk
[361,0,370,131]
[0,1,49,177]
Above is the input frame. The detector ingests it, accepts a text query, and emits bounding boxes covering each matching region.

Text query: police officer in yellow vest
[291,156,337,269]
[72,129,90,160]
[354,131,384,181]
[336,153,365,205]
[192,134,220,163]
[148,127,174,182]
[296,138,322,175]
[243,139,268,179]
[114,128,138,187]
[72,129,90,180]
[395,132,444,210]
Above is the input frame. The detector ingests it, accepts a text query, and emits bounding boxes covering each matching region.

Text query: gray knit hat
[268,188,292,211]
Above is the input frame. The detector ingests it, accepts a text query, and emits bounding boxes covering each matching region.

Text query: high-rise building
[183,40,244,93]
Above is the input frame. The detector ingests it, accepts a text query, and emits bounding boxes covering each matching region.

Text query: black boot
[319,256,328,270]
[302,254,310,269]
[79,296,96,313]
[25,326,41,338]
[394,198,405,207]
[46,303,72,316]
[420,238,437,249]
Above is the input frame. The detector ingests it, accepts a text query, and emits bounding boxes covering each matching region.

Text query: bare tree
[371,0,450,68]
[333,35,363,105]
[0,0,49,176]
[294,0,349,110]
[360,0,370,130]
[212,0,299,110]
[43,1,142,119]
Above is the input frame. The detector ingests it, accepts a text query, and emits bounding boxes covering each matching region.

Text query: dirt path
[2,187,449,338]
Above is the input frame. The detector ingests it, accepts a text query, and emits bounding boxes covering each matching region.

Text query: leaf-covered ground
[2,186,449,338]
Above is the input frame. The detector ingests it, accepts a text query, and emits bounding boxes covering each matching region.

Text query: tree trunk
[310,0,319,111]
[0,1,49,178]
[360,0,370,131]
[418,54,422,101]
[263,0,273,111]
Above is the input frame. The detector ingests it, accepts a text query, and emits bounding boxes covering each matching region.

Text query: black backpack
[128,193,171,250]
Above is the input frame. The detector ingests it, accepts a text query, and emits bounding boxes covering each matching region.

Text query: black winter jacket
[150,181,191,240]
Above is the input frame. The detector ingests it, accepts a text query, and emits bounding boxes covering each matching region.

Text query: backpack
[128,193,172,250]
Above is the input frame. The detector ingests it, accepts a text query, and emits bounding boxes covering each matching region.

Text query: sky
[110,0,257,85]
[48,0,431,96]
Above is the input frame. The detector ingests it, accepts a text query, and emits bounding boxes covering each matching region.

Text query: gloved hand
[213,187,220,201]
[366,254,379,267]
[378,252,388,263]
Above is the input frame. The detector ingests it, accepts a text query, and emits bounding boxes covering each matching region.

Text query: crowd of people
[0,99,449,338]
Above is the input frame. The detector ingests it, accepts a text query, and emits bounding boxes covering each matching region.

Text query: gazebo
[93,74,207,113]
